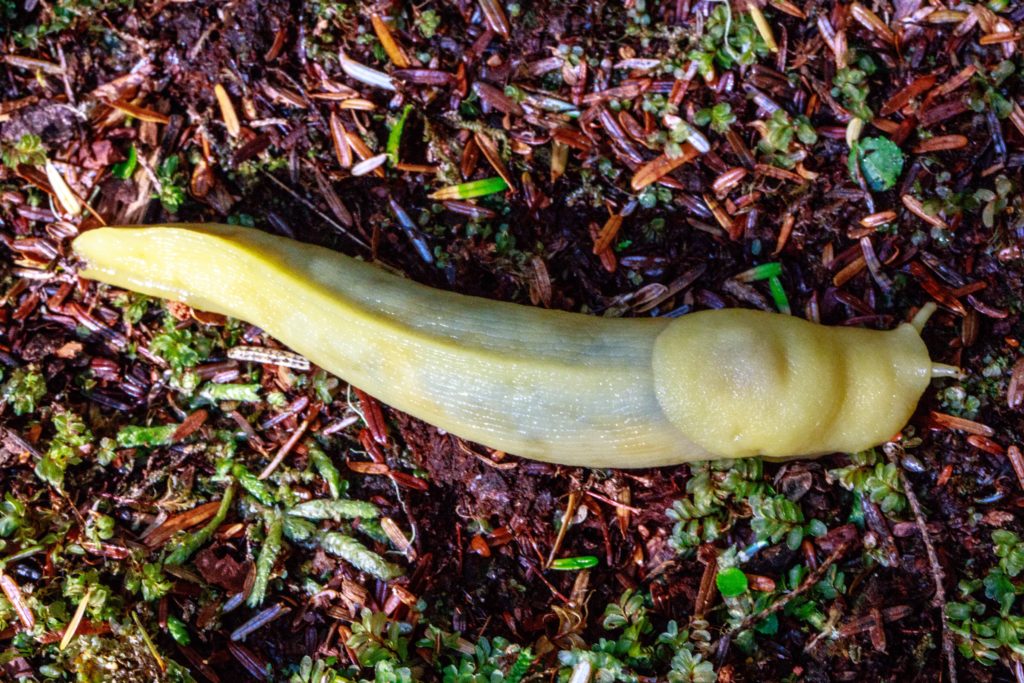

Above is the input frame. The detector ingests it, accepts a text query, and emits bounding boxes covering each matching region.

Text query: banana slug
[71,224,957,469]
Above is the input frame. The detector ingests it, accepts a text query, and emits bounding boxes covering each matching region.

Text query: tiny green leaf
[768,276,791,315]
[112,144,138,180]
[386,104,414,164]
[755,613,779,635]
[849,136,905,191]
[166,615,191,645]
[428,177,508,200]
[735,262,782,282]
[716,567,748,597]
[983,570,1016,615]
[550,555,599,570]
[945,602,973,621]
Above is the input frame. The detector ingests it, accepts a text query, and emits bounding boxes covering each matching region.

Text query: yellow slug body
[72,224,939,469]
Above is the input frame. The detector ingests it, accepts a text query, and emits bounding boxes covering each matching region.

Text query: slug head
[651,309,933,459]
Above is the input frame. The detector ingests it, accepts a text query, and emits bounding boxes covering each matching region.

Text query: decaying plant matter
[0,0,1022,681]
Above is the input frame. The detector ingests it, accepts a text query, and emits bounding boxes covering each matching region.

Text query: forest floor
[1,0,1023,681]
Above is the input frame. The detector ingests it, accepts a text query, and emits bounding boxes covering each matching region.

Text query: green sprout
[2,366,47,415]
[694,102,737,134]
[848,136,904,191]
[154,155,187,213]
[1,133,47,168]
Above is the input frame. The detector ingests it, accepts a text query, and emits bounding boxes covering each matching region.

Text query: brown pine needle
[60,585,94,651]
[214,83,240,137]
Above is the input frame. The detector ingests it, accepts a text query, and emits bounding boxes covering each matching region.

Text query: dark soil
[1,0,1023,681]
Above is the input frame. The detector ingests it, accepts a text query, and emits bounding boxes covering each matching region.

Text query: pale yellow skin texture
[72,224,937,469]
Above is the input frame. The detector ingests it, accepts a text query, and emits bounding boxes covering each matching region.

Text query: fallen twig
[732,540,852,635]
[884,444,957,683]
[713,539,853,665]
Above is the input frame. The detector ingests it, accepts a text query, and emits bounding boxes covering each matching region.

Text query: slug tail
[73,224,711,469]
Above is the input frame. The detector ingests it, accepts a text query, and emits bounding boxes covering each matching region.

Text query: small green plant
[967,60,1016,119]
[318,531,404,580]
[0,493,26,539]
[832,66,873,121]
[694,102,737,134]
[288,656,342,683]
[637,185,673,210]
[689,2,771,78]
[666,458,767,555]
[112,292,153,325]
[556,589,716,682]
[782,563,846,631]
[439,636,535,682]
[116,423,177,448]
[828,450,908,516]
[827,449,876,491]
[864,462,907,515]
[248,508,283,607]
[1,133,47,168]
[974,174,1018,229]
[149,315,214,389]
[749,493,826,550]
[199,382,261,403]
[601,589,655,664]
[417,9,441,38]
[2,365,47,415]
[154,155,187,213]
[667,648,716,683]
[758,110,818,167]
[54,626,199,682]
[938,384,981,419]
[37,411,92,488]
[947,535,1024,669]
[347,608,414,669]
[657,117,707,158]
[126,562,172,602]
[993,530,1024,578]
[63,571,117,623]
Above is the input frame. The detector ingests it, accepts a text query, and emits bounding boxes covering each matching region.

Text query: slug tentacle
[910,301,938,333]
[73,224,944,468]
[930,364,965,379]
